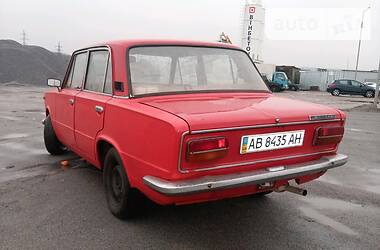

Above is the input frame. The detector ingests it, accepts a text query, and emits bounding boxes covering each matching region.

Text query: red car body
[44,40,347,216]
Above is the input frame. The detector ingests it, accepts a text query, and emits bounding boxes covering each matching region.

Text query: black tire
[44,115,66,155]
[290,86,296,91]
[365,90,374,98]
[332,89,340,96]
[103,148,142,219]
[270,85,279,92]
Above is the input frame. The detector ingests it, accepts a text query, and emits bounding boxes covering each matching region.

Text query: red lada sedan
[43,40,348,219]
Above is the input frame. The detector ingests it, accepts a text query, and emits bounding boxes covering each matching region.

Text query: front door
[54,52,88,148]
[350,80,365,95]
[74,49,113,162]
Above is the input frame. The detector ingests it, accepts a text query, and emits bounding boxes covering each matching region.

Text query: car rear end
[143,113,347,205]
[122,42,348,205]
[327,81,337,93]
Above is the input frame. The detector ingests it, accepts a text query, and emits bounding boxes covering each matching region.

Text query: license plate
[240,130,305,154]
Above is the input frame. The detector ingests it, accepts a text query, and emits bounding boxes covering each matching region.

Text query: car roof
[336,79,363,82]
[81,39,241,51]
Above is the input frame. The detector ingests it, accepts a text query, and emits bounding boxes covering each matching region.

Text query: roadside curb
[343,104,380,113]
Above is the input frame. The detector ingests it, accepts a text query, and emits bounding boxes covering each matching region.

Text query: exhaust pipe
[276,185,307,196]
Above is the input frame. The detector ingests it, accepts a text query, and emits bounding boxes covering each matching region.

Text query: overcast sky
[0,0,379,70]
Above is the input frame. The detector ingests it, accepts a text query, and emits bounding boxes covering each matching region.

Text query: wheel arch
[365,89,375,97]
[95,136,124,170]
[45,105,52,117]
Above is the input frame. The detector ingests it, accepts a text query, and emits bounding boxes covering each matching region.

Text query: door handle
[68,99,74,105]
[95,105,104,114]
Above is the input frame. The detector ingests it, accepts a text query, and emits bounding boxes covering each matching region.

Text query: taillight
[186,137,229,162]
[313,126,344,146]
[328,83,336,88]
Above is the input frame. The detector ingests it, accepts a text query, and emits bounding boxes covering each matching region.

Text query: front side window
[351,80,361,87]
[67,52,87,89]
[85,50,109,92]
[128,46,268,96]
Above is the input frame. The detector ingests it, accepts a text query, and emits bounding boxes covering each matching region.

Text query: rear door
[54,52,88,148]
[74,49,113,162]
[337,80,350,94]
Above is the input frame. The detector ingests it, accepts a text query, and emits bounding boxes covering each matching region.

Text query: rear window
[128,46,268,96]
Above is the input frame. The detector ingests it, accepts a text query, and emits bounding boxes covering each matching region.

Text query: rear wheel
[103,148,142,219]
[43,115,66,155]
[332,89,340,96]
[365,90,374,98]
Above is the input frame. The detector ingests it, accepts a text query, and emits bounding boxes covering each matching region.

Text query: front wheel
[365,90,374,98]
[270,85,280,92]
[103,148,142,219]
[43,115,67,155]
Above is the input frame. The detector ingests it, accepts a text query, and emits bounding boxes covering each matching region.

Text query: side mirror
[47,78,61,88]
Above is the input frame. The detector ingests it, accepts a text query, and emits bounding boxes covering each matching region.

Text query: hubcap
[333,90,339,96]
[111,166,123,202]
[367,92,373,98]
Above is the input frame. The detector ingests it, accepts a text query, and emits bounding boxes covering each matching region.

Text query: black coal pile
[0,40,70,86]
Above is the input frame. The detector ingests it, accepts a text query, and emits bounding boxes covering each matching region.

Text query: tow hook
[275,184,307,196]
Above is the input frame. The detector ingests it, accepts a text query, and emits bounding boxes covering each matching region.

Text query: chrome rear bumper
[143,154,348,196]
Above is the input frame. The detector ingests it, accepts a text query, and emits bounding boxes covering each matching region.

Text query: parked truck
[258,65,301,92]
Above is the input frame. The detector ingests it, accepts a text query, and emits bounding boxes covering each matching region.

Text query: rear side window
[67,53,88,89]
[85,50,109,92]
[339,80,349,85]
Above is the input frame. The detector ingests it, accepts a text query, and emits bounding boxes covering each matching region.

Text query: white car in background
[365,82,378,89]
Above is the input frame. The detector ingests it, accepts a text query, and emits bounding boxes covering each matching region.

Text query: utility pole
[354,6,370,80]
[56,42,62,54]
[21,30,27,45]
[374,59,380,108]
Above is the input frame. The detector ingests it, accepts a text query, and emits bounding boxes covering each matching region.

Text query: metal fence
[299,70,378,91]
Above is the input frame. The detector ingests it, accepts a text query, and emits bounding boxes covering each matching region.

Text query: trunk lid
[140,93,341,131]
[140,93,343,173]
